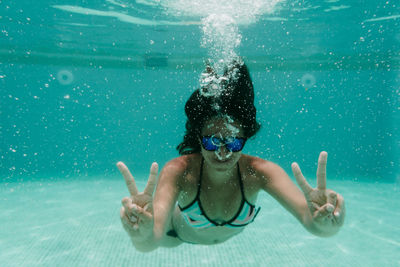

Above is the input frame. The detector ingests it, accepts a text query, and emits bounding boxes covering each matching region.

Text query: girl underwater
[117,59,345,252]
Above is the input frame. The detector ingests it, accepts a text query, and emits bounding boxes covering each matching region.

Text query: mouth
[215,158,230,163]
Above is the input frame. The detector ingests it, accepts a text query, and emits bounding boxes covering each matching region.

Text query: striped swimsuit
[178,158,261,228]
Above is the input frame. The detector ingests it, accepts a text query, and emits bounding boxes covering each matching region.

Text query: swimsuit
[178,158,261,229]
[166,158,260,242]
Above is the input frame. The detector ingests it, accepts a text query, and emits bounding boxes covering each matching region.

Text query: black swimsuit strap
[196,157,204,199]
[177,158,204,210]
[197,157,246,226]
[236,161,245,199]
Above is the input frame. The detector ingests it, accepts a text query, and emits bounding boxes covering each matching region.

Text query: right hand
[117,161,159,240]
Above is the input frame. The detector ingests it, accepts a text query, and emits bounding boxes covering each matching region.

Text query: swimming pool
[1,0,399,266]
[1,177,399,266]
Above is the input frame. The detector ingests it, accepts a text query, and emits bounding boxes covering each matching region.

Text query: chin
[212,158,235,169]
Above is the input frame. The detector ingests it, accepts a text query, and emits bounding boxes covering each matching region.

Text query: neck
[202,161,238,186]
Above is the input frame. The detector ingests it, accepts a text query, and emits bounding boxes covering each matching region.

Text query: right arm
[118,158,185,252]
[152,158,186,243]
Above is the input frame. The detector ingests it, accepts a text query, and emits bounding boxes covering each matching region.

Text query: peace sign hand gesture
[291,152,345,234]
[117,162,158,241]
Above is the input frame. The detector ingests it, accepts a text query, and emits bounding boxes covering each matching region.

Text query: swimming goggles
[201,135,247,152]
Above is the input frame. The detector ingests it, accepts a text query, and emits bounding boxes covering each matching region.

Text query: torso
[172,153,263,244]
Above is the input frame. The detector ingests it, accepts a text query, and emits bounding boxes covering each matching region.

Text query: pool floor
[1,176,399,266]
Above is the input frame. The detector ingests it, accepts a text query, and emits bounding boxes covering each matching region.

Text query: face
[199,116,246,171]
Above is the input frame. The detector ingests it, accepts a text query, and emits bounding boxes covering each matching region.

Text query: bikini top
[178,158,261,229]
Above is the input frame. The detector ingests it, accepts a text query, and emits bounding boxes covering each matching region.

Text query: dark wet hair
[177,59,261,155]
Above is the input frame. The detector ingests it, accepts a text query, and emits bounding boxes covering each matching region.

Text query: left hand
[291,151,345,232]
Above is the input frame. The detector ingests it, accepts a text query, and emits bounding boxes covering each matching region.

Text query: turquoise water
[1,177,399,266]
[1,0,399,266]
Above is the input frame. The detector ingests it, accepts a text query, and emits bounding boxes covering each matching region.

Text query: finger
[122,198,152,224]
[316,151,328,190]
[291,162,313,196]
[121,197,135,218]
[314,203,335,220]
[333,194,345,226]
[143,162,159,196]
[121,198,140,223]
[120,207,137,229]
[143,202,153,213]
[117,162,139,196]
[326,191,337,207]
[120,207,130,225]
[121,196,132,209]
[130,204,152,224]
[310,202,320,211]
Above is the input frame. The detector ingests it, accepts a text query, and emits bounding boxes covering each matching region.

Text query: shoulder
[161,154,201,187]
[240,154,281,174]
[240,154,286,186]
[163,154,200,173]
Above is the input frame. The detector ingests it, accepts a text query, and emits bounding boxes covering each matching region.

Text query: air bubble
[57,70,74,86]
[300,73,316,89]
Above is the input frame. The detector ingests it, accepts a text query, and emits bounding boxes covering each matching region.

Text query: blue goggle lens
[201,136,246,152]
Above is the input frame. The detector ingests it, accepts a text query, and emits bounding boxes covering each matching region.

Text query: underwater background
[1,0,398,182]
[1,1,400,266]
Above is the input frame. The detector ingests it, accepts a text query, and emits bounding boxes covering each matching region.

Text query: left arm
[253,152,345,237]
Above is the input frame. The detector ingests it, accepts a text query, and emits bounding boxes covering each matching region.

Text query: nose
[215,145,232,160]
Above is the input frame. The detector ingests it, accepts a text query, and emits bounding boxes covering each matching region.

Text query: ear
[198,136,205,152]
